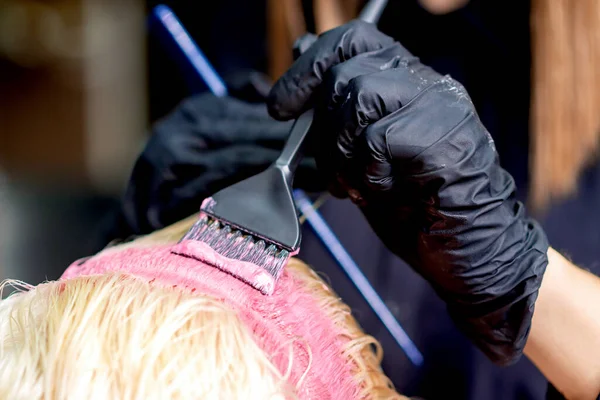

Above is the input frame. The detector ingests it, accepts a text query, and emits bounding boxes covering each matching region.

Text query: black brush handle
[358,0,388,23]
[274,0,387,185]
[274,108,314,185]
[292,0,388,58]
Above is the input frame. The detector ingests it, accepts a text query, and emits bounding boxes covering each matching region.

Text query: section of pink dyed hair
[176,201,301,295]
[61,244,362,400]
[172,239,281,295]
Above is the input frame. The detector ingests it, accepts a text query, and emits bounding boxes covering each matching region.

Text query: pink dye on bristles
[172,239,296,295]
[176,198,298,295]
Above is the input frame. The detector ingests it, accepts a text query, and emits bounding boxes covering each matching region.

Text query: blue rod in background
[150,3,423,366]
[151,5,228,97]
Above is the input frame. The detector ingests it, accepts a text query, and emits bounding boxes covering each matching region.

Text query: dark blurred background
[0,0,145,284]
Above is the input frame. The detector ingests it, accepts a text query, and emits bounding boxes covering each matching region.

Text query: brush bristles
[180,215,290,287]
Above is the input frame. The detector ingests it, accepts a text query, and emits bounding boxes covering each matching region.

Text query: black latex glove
[119,91,323,237]
[267,20,549,366]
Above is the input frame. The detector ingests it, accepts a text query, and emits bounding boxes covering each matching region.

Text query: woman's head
[0,274,290,399]
[0,216,405,399]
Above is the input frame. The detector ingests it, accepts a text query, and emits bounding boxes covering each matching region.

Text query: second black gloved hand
[268,20,549,365]
[121,93,323,236]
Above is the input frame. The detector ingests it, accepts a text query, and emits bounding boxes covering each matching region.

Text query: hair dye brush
[174,0,388,295]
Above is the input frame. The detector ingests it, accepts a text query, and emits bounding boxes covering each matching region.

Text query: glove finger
[359,120,394,192]
[322,50,436,162]
[316,66,438,196]
[319,44,430,113]
[293,33,318,60]
[357,76,476,191]
[267,20,397,120]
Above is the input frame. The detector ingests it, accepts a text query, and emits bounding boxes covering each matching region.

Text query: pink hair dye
[61,242,364,399]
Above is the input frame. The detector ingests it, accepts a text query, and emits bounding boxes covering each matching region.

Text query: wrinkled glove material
[122,86,322,235]
[268,20,549,365]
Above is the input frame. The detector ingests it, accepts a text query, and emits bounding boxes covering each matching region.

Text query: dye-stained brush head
[171,0,390,295]
[174,165,301,295]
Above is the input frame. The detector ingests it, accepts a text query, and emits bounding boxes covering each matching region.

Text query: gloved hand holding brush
[267,20,549,366]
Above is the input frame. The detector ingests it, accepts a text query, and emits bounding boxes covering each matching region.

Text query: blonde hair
[0,215,405,399]
[529,0,600,210]
[0,274,292,400]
